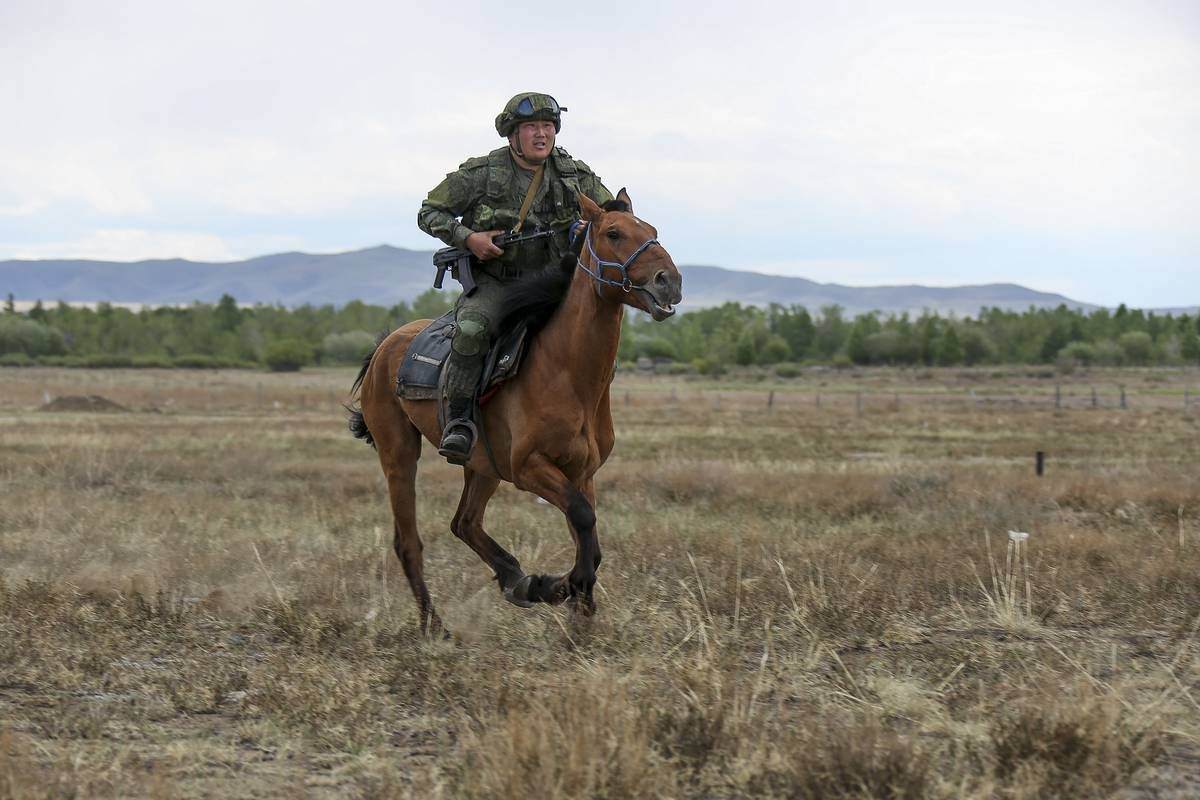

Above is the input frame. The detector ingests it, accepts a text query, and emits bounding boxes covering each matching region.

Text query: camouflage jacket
[417,146,613,275]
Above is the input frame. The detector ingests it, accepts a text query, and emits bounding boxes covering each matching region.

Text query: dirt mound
[39,395,130,413]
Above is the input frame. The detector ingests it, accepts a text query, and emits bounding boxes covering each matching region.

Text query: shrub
[130,355,174,369]
[1092,339,1124,366]
[321,330,377,365]
[0,317,66,356]
[79,354,134,368]
[639,337,678,361]
[173,355,219,369]
[655,361,693,375]
[692,357,727,376]
[171,355,253,369]
[1118,331,1153,364]
[1057,341,1096,367]
[960,327,996,364]
[0,352,33,367]
[774,363,803,379]
[758,334,792,365]
[264,339,314,372]
[37,355,84,367]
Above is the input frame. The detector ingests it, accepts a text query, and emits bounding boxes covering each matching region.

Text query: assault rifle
[432,226,558,295]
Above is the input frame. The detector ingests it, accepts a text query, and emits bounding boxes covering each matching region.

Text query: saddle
[395,309,532,420]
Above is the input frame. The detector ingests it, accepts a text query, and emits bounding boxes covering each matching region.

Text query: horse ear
[616,187,632,213]
[578,192,603,222]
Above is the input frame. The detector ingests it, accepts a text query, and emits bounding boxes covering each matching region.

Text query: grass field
[1,365,1199,798]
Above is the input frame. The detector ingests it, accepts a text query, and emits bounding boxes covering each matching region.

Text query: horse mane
[493,199,628,337]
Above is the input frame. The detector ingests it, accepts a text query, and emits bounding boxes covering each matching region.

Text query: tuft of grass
[975,530,1041,633]
[752,714,931,800]
[453,674,677,799]
[991,685,1164,797]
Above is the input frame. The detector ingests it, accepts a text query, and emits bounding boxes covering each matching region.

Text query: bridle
[575,219,662,306]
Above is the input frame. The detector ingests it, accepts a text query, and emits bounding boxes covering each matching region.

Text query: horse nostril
[654,270,668,289]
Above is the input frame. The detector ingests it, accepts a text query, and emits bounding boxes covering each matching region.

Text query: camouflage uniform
[417,98,612,462]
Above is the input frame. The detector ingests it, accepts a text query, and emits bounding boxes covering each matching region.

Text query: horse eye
[606,229,620,240]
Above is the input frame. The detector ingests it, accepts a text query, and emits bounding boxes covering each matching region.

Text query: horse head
[577,189,683,321]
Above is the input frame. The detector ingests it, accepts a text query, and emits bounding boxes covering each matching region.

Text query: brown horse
[348,190,682,633]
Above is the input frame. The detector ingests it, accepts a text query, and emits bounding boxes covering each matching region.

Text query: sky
[1,0,1197,308]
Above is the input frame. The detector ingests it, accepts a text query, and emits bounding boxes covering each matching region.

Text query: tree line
[621,301,1200,374]
[2,291,1198,371]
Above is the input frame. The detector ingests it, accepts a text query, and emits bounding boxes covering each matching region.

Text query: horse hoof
[505,576,536,608]
[569,596,597,617]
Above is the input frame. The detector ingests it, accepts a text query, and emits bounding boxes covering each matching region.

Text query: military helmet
[495,92,567,137]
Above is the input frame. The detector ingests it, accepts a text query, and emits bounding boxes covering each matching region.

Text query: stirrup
[438,418,478,465]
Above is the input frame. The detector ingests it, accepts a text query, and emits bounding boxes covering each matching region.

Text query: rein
[575,222,661,303]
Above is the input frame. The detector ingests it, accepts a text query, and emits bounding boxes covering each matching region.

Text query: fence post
[1185,388,1190,409]
[625,391,630,407]
[1092,386,1098,408]
[893,391,900,411]
[1036,451,1045,477]
[815,392,821,409]
[1055,383,1061,409]
[767,390,774,412]
[856,391,863,416]
[1120,385,1127,410]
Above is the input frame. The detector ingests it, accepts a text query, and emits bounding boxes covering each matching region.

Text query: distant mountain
[679,265,1102,317]
[0,245,1185,317]
[0,246,433,309]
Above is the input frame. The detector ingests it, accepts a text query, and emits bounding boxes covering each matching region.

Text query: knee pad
[452,315,489,357]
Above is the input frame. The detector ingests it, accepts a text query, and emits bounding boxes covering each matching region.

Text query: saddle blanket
[396,309,531,404]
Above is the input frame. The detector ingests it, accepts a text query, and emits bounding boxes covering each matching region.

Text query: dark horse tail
[347,334,385,449]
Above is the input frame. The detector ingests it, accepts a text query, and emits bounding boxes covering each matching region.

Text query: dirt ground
[1,365,1198,798]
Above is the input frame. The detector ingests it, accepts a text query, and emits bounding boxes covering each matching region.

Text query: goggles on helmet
[514,95,565,119]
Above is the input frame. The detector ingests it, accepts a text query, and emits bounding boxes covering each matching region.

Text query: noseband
[575,221,661,302]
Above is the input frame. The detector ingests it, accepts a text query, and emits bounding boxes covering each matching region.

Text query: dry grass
[1,366,1198,798]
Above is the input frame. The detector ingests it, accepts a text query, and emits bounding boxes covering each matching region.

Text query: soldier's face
[511,120,556,163]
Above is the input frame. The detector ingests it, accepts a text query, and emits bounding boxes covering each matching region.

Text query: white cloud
[0,199,47,217]
[0,0,1197,304]
[9,229,238,262]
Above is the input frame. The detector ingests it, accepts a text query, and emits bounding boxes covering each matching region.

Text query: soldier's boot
[438,401,477,465]
[438,346,485,465]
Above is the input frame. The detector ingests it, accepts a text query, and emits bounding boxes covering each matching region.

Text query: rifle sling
[512,164,544,234]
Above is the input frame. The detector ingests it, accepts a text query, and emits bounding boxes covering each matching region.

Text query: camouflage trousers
[443,271,524,409]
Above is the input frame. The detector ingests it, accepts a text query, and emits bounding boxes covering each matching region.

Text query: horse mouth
[650,300,676,321]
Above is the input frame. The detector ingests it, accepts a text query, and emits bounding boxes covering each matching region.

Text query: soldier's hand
[467,230,505,261]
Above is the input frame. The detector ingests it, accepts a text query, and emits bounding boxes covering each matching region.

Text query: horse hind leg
[379,418,444,636]
[451,469,529,607]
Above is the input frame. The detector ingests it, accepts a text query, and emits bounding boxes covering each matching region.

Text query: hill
[0,245,1172,316]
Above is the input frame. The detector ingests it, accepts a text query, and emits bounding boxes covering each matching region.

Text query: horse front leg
[564,479,600,615]
[511,454,600,613]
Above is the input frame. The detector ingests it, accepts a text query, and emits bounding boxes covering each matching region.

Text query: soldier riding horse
[349,190,682,631]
